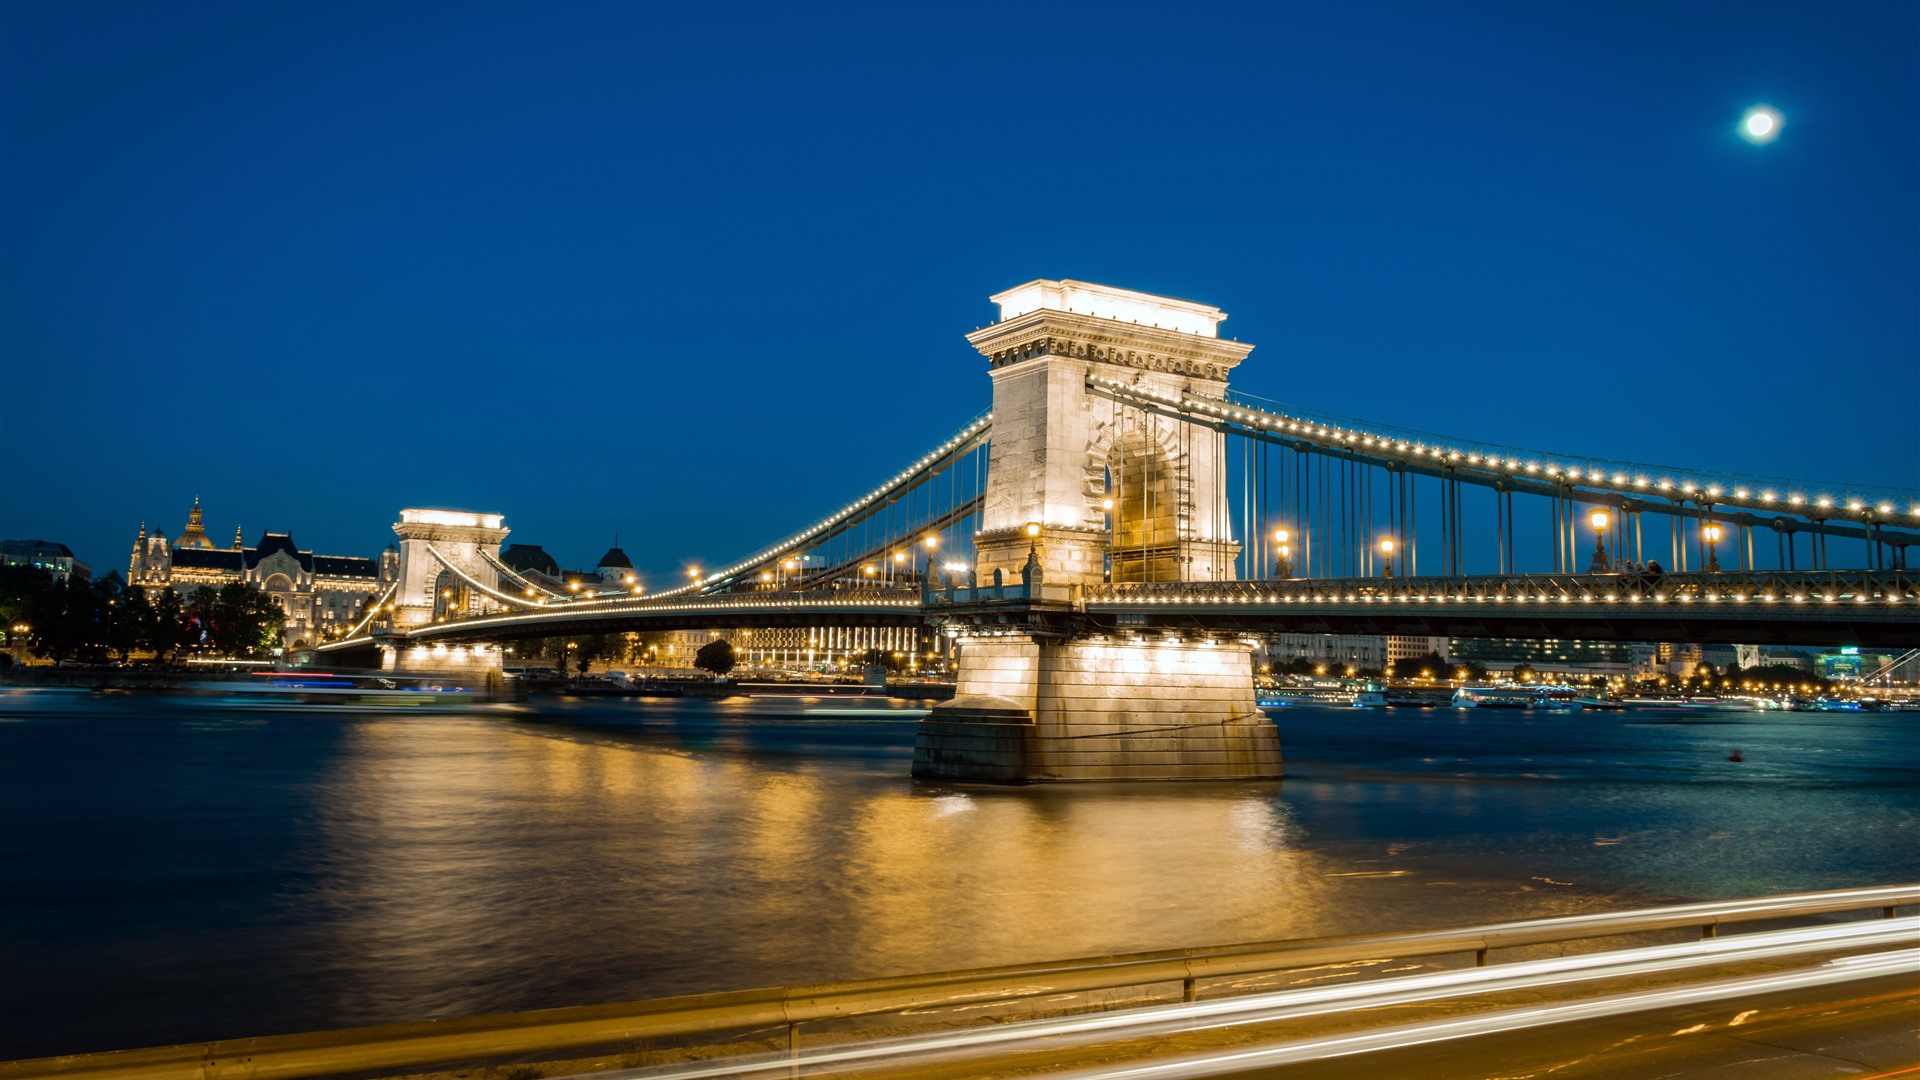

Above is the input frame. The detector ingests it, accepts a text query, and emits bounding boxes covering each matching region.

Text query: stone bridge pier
[913,280,1281,782]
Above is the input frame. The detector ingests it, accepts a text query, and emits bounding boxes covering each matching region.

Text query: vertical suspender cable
[1302,448,1311,579]
[1321,452,1330,579]
[1410,472,1418,577]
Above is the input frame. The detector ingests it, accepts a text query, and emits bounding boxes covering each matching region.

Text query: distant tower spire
[234,525,244,550]
[179,497,215,549]
[131,522,149,581]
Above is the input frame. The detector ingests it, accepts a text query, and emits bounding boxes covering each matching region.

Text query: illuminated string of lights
[1087,377,1920,525]
[406,591,926,639]
[1073,569,1914,609]
[656,411,994,598]
[334,579,399,640]
[423,543,548,608]
[478,549,569,599]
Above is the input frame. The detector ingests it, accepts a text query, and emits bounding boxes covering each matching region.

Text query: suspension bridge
[319,279,1919,781]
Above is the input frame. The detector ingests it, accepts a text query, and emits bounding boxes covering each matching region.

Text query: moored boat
[191,671,493,709]
[1451,685,1538,709]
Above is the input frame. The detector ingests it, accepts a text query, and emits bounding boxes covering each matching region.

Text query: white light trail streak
[591,917,1918,1079]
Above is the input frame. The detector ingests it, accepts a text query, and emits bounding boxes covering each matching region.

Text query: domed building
[128,499,393,650]
[175,497,218,550]
[597,543,634,586]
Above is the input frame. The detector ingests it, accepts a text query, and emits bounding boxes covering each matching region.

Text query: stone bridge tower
[915,281,1281,783]
[390,509,510,629]
[969,279,1252,587]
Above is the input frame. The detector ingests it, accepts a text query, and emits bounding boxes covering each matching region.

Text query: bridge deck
[329,569,1920,652]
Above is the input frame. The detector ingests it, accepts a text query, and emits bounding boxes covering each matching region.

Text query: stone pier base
[380,641,507,676]
[912,633,1281,782]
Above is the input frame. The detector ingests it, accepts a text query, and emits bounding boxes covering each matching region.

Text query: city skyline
[3,1,1915,584]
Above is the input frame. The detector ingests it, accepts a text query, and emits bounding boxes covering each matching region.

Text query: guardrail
[1085,568,1918,607]
[9,883,1913,1080]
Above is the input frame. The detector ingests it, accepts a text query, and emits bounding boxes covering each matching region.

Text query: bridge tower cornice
[966,308,1254,382]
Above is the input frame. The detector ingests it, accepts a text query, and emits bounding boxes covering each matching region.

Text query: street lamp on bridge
[1271,527,1292,579]
[1589,510,1612,573]
[1378,537,1395,578]
[1704,522,1724,572]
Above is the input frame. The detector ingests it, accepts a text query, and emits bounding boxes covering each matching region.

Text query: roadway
[1188,970,1920,1079]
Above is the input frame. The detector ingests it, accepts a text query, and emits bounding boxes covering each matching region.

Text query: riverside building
[128,499,395,649]
[0,539,91,583]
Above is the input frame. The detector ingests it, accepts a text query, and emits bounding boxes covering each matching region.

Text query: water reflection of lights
[926,794,974,818]
[304,708,1640,1034]
[609,918,1918,1079]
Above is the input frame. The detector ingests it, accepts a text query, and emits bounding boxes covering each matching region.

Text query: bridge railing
[10,884,1913,1080]
[1085,568,1918,609]
[441,587,927,621]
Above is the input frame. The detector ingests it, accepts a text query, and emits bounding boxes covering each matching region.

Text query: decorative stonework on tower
[390,509,510,629]
[915,280,1281,783]
[967,279,1251,587]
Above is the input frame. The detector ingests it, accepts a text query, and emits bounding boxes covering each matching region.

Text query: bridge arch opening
[1097,411,1187,583]
[432,569,466,621]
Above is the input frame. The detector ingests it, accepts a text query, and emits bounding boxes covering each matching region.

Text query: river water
[1,688,1914,1059]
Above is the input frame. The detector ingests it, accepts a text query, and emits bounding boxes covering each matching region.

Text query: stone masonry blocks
[913,632,1281,782]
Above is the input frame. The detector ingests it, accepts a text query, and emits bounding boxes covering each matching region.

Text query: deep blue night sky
[3,1,1915,582]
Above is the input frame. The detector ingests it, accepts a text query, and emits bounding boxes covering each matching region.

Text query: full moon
[1741,105,1783,144]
